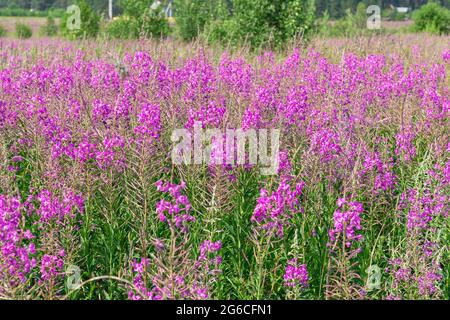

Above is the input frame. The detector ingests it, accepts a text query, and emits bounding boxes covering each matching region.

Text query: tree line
[2,0,449,18]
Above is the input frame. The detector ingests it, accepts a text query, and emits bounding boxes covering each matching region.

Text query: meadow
[0,16,53,38]
[0,31,448,300]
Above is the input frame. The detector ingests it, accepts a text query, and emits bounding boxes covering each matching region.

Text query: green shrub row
[4,1,448,45]
[0,7,64,18]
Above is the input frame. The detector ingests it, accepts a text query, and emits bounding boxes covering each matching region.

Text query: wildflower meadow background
[0,0,449,300]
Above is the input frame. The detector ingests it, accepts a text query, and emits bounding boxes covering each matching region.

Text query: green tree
[205,0,316,48]
[120,0,151,18]
[106,0,169,39]
[60,0,100,39]
[138,6,170,38]
[174,0,224,41]
[412,1,450,34]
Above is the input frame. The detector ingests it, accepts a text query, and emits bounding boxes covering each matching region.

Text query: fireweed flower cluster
[155,180,194,232]
[195,240,222,270]
[385,253,443,299]
[359,149,397,194]
[96,135,127,171]
[0,191,83,293]
[0,195,36,285]
[399,189,448,231]
[134,103,161,144]
[310,128,342,163]
[252,179,305,238]
[277,150,293,178]
[328,199,363,248]
[36,190,84,223]
[385,167,448,299]
[283,259,309,289]
[40,251,65,284]
[395,127,417,162]
[128,258,160,300]
[185,100,226,129]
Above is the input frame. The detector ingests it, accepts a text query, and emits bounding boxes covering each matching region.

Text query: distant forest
[1,0,450,18]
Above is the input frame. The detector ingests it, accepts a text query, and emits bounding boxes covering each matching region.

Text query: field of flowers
[0,34,448,300]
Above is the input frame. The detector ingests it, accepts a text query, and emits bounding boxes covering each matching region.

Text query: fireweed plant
[0,35,448,300]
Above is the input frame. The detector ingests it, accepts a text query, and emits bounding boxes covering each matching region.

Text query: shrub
[120,0,151,18]
[110,0,170,39]
[40,16,58,37]
[0,24,6,38]
[61,0,100,39]
[205,0,316,48]
[15,23,32,39]
[105,16,139,39]
[204,18,240,45]
[332,4,366,37]
[412,2,450,35]
[175,0,223,41]
[139,8,170,38]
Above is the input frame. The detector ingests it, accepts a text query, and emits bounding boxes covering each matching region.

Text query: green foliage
[40,15,58,37]
[336,7,364,36]
[15,22,32,39]
[318,3,384,38]
[0,24,6,37]
[412,1,450,35]
[315,10,331,35]
[120,0,151,18]
[354,2,368,29]
[280,0,316,41]
[105,16,139,39]
[205,0,316,48]
[138,8,170,38]
[107,0,169,39]
[61,0,100,39]
[204,18,239,45]
[0,7,65,18]
[382,8,411,21]
[174,0,224,41]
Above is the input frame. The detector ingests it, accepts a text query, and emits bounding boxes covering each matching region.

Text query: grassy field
[0,32,448,300]
[0,16,415,39]
[0,16,60,38]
